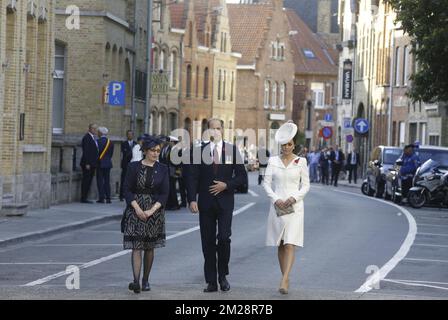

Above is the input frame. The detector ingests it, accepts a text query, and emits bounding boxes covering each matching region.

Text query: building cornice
[55,9,130,29]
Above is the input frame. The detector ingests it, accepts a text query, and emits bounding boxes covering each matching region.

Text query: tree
[387,0,448,103]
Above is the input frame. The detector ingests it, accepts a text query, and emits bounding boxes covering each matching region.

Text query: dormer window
[303,49,316,59]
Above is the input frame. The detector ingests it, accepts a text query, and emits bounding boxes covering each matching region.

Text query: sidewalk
[310,179,361,190]
[0,201,125,248]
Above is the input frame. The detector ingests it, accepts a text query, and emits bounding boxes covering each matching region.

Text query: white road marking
[0,263,85,265]
[30,244,122,247]
[23,203,256,287]
[417,224,448,228]
[385,278,448,286]
[418,232,448,237]
[414,243,448,248]
[382,279,448,291]
[404,258,448,263]
[248,189,259,197]
[331,189,417,294]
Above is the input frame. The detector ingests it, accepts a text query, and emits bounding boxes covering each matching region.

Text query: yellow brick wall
[1,0,54,209]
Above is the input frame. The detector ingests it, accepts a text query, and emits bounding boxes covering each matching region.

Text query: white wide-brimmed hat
[275,121,298,145]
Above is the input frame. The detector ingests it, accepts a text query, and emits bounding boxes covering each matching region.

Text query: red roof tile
[285,9,338,75]
[227,3,274,65]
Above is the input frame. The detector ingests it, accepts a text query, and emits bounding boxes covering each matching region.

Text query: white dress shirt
[210,140,223,163]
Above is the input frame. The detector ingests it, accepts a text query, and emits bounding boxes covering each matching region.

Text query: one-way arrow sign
[354,118,369,135]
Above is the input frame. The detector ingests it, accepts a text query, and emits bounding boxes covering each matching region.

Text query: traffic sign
[322,127,333,140]
[343,117,352,129]
[354,118,369,135]
[346,135,354,143]
[324,113,333,122]
[108,81,126,106]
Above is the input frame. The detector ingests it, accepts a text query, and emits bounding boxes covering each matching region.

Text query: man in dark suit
[96,127,114,204]
[347,149,360,184]
[80,124,99,203]
[330,145,346,187]
[120,130,136,201]
[186,119,247,293]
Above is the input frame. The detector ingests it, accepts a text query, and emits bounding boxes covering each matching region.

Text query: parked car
[385,146,448,203]
[365,146,403,197]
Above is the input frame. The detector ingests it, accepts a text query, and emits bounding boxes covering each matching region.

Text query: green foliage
[387,0,448,103]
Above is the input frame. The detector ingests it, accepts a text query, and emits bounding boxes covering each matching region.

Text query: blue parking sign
[108,81,126,106]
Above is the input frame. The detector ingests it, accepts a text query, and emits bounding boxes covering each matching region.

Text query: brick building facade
[50,0,149,204]
[228,0,295,158]
[0,0,54,215]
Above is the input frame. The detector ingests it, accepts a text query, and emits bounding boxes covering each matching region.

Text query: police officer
[400,144,421,202]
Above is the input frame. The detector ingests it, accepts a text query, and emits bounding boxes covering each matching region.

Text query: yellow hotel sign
[151,73,169,95]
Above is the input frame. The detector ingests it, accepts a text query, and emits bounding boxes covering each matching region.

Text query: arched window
[223,70,227,101]
[230,72,235,102]
[218,70,222,100]
[204,67,209,99]
[188,22,193,47]
[170,51,177,88]
[196,66,200,97]
[280,82,286,109]
[264,80,271,108]
[153,47,159,71]
[186,65,192,98]
[272,82,278,108]
[160,49,168,71]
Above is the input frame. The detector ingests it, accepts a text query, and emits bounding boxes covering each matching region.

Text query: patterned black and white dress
[123,165,166,250]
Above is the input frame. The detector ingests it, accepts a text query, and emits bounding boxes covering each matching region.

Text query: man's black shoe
[97,200,105,204]
[106,199,112,204]
[203,283,218,293]
[219,278,230,292]
[81,200,93,204]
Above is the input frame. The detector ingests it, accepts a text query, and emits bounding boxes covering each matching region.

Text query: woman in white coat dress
[262,122,310,294]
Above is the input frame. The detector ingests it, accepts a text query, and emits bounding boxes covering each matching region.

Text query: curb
[0,214,122,248]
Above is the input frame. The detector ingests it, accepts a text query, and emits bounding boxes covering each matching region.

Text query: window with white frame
[395,47,401,86]
[170,51,177,88]
[313,90,324,108]
[429,135,440,146]
[160,49,165,71]
[52,42,66,134]
[403,45,409,86]
[280,82,286,109]
[218,69,222,101]
[272,82,278,108]
[264,80,271,108]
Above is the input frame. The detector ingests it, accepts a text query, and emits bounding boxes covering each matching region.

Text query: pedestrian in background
[258,146,271,185]
[308,148,320,183]
[131,135,145,163]
[120,130,136,201]
[399,144,421,202]
[121,136,169,294]
[96,127,114,204]
[347,149,360,184]
[160,136,181,211]
[319,148,330,185]
[330,145,345,187]
[263,122,310,295]
[80,124,99,204]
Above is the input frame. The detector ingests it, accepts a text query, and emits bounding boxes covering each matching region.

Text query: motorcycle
[408,159,448,209]
[361,179,369,196]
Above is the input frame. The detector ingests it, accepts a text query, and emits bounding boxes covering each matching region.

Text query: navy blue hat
[137,134,150,142]
[142,135,163,151]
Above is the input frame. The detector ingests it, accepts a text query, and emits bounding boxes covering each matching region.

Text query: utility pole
[144,0,154,133]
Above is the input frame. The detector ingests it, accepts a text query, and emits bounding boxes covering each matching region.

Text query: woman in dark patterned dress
[122,136,169,294]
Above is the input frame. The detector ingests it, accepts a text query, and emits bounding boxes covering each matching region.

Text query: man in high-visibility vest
[97,127,114,204]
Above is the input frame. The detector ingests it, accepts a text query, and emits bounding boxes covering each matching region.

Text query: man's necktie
[213,146,219,175]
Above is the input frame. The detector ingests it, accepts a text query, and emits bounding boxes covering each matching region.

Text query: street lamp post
[144,0,154,134]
